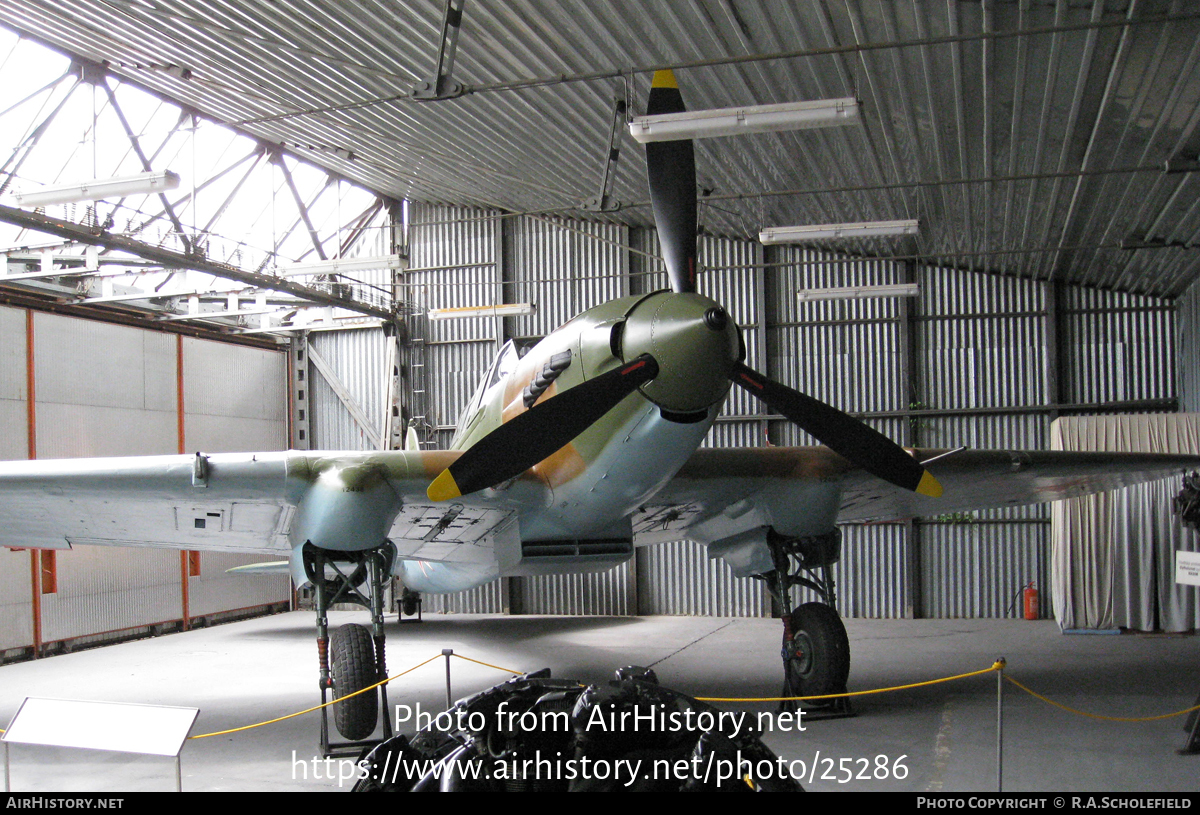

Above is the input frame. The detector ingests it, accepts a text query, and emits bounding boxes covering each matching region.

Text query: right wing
[837,448,1200,522]
[633,446,1200,547]
[0,450,524,562]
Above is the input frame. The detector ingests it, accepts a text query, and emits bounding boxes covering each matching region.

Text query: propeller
[645,70,698,294]
[427,68,940,502]
[644,68,940,498]
[730,363,941,497]
[427,355,660,502]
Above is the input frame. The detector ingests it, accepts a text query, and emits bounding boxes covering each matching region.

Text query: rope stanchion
[996,657,1005,793]
[1003,675,1200,723]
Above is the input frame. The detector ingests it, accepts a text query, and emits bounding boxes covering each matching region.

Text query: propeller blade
[645,69,698,294]
[428,354,660,501]
[730,362,942,497]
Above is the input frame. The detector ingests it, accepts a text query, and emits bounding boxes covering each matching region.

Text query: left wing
[634,446,1200,547]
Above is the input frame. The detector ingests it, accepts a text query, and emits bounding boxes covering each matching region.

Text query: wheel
[785,602,850,697]
[401,589,420,617]
[331,623,378,740]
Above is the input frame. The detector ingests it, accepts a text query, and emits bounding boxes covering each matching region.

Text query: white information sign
[1175,550,1200,587]
[2,697,198,757]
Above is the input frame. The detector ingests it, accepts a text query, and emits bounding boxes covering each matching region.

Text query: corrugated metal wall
[0,309,290,656]
[407,204,504,449]
[639,541,768,617]
[1177,280,1200,413]
[309,328,392,450]
[313,205,1179,621]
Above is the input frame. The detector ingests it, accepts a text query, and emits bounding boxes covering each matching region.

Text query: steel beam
[411,0,466,100]
[102,82,192,253]
[0,202,394,319]
[0,72,80,196]
[277,154,331,260]
[580,97,626,212]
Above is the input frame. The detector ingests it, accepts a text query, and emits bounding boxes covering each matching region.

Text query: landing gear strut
[303,542,397,756]
[755,529,853,719]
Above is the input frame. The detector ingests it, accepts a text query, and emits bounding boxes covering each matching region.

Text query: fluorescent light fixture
[760,219,919,243]
[13,171,180,207]
[428,303,536,320]
[798,283,920,302]
[629,97,860,143]
[278,254,404,276]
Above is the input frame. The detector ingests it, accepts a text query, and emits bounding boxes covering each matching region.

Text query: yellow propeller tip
[651,69,678,89]
[427,470,462,502]
[916,470,943,498]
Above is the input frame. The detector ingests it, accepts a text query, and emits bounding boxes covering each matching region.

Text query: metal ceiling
[1,1,1198,297]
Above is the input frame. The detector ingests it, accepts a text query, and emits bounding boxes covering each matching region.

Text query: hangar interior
[1,0,1199,662]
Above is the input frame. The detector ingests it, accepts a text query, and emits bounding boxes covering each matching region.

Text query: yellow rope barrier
[695,660,1005,703]
[14,650,1192,743]
[187,653,442,739]
[1003,674,1200,723]
[449,652,525,676]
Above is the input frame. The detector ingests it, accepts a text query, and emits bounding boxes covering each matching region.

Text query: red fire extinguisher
[1023,582,1039,620]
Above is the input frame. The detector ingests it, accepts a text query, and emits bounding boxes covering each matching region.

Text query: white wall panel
[40,547,181,642]
[183,337,287,452]
[187,550,290,618]
[0,549,33,651]
[0,399,27,461]
[0,309,32,650]
[34,403,177,459]
[184,414,287,456]
[0,308,26,457]
[33,314,176,458]
[34,315,175,411]
[309,328,390,451]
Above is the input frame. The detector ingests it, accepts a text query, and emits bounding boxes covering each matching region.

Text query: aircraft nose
[621,292,740,414]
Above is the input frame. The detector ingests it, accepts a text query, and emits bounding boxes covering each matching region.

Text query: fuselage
[291,289,744,593]
[448,289,742,539]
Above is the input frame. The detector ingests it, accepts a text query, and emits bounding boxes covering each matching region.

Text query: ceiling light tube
[797,283,920,302]
[278,255,405,276]
[428,303,536,320]
[760,219,919,243]
[629,97,860,143]
[13,171,180,207]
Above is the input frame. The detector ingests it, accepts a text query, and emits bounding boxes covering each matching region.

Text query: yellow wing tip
[651,69,678,89]
[427,469,462,502]
[917,470,943,498]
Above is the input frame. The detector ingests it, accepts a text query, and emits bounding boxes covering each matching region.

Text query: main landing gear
[303,542,397,756]
[754,529,854,719]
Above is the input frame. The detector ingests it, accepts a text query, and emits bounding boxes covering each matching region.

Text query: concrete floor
[0,610,1197,793]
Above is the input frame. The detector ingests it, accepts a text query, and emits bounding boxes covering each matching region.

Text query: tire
[401,589,420,617]
[331,623,378,741]
[785,602,850,697]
